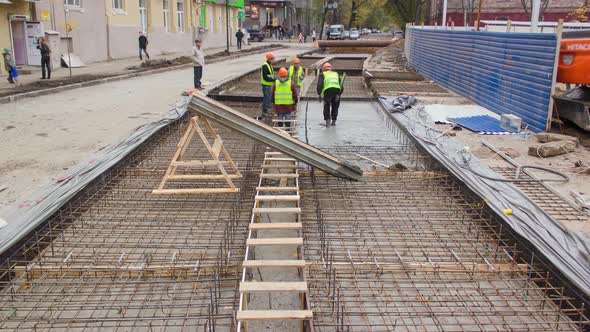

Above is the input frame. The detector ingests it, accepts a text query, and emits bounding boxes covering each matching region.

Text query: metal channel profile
[188,94,364,181]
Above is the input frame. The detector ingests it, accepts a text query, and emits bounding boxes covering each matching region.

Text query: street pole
[226,0,230,53]
[442,0,447,27]
[63,5,72,80]
[530,0,540,32]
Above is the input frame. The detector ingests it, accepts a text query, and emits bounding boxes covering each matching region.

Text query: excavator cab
[557,30,590,85]
[554,29,590,131]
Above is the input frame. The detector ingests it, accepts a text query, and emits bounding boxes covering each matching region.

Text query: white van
[328,25,345,40]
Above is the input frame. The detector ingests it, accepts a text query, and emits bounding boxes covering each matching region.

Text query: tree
[519,0,551,20]
[385,0,427,27]
[461,0,477,26]
[567,3,589,22]
[348,0,370,28]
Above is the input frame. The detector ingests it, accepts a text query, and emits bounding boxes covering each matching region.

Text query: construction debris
[535,132,580,146]
[528,140,577,158]
[379,95,417,112]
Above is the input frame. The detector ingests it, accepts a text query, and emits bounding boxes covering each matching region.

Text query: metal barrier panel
[406,27,558,132]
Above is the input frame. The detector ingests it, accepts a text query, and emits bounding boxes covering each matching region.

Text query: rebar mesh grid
[303,76,370,98]
[0,110,267,331]
[370,81,452,95]
[329,59,365,71]
[364,71,424,81]
[300,171,589,331]
[491,166,587,223]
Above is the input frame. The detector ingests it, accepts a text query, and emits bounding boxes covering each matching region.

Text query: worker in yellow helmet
[272,67,298,128]
[288,57,304,91]
[259,52,276,119]
[316,62,343,127]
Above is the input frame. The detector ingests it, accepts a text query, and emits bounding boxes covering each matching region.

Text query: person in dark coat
[138,31,150,61]
[37,37,51,79]
[235,29,244,50]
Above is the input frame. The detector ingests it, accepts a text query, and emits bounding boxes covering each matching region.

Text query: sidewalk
[0,41,283,93]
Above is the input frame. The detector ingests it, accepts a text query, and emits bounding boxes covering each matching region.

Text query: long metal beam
[188,94,363,181]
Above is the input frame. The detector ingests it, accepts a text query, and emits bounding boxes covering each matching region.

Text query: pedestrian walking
[245,29,251,45]
[288,57,304,91]
[312,28,317,42]
[37,37,51,80]
[259,52,276,119]
[298,33,304,43]
[2,48,18,84]
[138,31,150,61]
[235,29,244,50]
[317,63,343,127]
[192,39,205,90]
[278,26,284,40]
[272,67,298,128]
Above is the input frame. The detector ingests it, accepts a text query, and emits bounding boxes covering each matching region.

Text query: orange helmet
[265,52,275,60]
[322,62,332,71]
[278,67,289,77]
[293,57,301,64]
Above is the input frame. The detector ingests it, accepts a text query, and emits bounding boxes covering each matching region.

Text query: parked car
[361,28,371,35]
[393,30,403,38]
[343,30,350,39]
[246,28,264,42]
[349,28,360,40]
[371,28,380,33]
[328,24,345,40]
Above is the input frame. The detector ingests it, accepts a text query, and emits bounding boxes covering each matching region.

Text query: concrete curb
[0,46,285,105]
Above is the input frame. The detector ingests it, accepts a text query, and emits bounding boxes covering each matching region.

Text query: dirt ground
[441,122,590,238]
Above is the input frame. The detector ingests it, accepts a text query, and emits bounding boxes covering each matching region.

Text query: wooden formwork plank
[250,222,303,230]
[246,238,303,246]
[252,207,301,214]
[242,260,306,268]
[237,310,313,321]
[240,282,308,292]
[249,222,302,230]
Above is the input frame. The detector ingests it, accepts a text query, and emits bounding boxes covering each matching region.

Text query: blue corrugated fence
[406,27,558,132]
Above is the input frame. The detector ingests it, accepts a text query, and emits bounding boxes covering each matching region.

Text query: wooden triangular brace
[152,116,242,194]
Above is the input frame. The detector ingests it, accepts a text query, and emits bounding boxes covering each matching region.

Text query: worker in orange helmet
[272,67,298,128]
[317,62,343,127]
[288,57,304,91]
[259,52,276,119]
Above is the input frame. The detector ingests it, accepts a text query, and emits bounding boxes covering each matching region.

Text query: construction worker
[288,58,304,90]
[272,67,298,128]
[260,52,276,119]
[316,63,343,127]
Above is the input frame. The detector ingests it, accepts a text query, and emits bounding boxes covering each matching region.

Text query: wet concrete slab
[297,101,420,170]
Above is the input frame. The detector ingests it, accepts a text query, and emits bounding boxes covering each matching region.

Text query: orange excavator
[554,29,590,131]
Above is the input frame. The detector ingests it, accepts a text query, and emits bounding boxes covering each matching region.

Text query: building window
[65,0,81,7]
[113,0,124,10]
[163,0,170,32]
[139,0,147,32]
[176,0,184,32]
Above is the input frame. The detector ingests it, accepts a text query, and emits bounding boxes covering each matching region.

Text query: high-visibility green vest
[288,65,304,87]
[260,61,274,86]
[321,71,341,95]
[274,79,294,105]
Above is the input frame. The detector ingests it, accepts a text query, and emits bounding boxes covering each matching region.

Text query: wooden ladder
[237,117,312,330]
